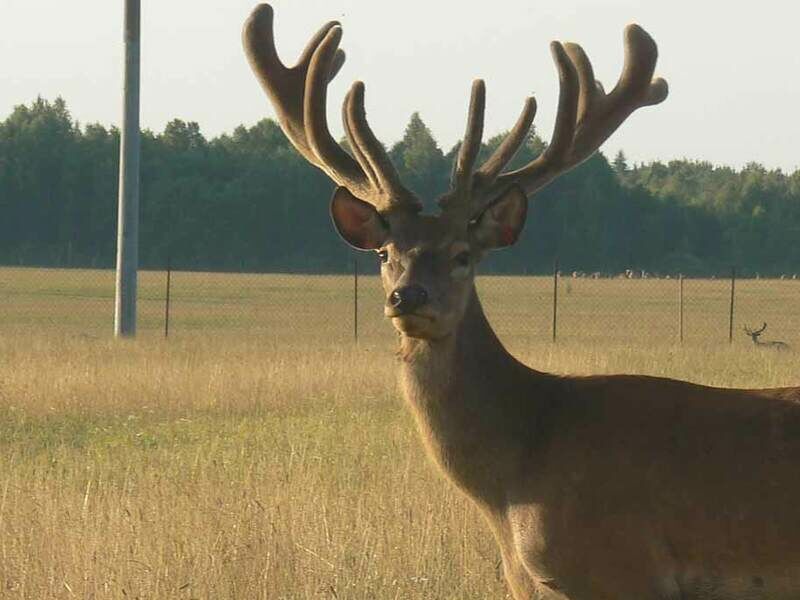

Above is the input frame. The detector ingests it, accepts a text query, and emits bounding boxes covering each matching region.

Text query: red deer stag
[244,5,800,599]
[744,322,790,351]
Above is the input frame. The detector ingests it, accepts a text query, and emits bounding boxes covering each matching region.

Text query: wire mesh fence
[2,262,799,350]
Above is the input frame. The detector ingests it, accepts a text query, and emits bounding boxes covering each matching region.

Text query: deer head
[744,322,768,341]
[243,4,668,340]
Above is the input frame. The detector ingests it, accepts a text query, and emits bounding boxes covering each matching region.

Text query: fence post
[552,258,559,343]
[678,274,684,344]
[728,266,736,344]
[164,256,172,338]
[353,256,359,344]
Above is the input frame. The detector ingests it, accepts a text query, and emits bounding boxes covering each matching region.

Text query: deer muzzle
[387,285,429,316]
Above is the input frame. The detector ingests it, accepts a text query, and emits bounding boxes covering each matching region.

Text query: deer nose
[389,285,429,314]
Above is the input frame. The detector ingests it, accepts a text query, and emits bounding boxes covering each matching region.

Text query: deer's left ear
[470,185,528,249]
[330,187,390,250]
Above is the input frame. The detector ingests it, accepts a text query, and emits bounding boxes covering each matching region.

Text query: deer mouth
[384,306,437,321]
[390,313,434,323]
[387,312,439,337]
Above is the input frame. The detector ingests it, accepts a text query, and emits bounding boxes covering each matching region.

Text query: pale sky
[1,0,798,172]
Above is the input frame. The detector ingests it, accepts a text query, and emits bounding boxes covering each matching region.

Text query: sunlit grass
[1,330,797,598]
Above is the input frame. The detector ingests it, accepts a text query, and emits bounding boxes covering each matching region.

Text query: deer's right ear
[330,187,389,250]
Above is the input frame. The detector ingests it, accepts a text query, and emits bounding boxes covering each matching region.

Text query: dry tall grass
[1,331,798,599]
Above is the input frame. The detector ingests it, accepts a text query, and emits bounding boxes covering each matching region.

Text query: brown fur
[399,285,800,600]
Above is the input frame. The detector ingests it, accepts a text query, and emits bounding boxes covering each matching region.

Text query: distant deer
[744,322,789,350]
[245,5,800,599]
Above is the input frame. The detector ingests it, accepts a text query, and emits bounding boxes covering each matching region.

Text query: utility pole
[115,0,141,337]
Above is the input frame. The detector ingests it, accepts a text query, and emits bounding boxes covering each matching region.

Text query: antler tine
[439,80,486,215]
[464,23,667,218]
[244,5,340,167]
[343,82,422,211]
[757,322,768,335]
[303,26,369,190]
[538,42,582,167]
[615,25,669,107]
[562,41,600,129]
[474,96,537,187]
[462,41,580,216]
[567,25,668,160]
[342,87,380,191]
[243,4,419,213]
[454,80,487,194]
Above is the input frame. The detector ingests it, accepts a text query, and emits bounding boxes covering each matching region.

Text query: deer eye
[454,251,470,267]
[377,249,389,263]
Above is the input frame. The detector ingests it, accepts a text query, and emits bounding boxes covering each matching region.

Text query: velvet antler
[441,24,668,219]
[243,4,421,214]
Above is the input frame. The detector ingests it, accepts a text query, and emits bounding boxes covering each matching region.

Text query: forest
[1,97,799,275]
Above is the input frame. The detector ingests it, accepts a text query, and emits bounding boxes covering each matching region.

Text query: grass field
[1,268,799,598]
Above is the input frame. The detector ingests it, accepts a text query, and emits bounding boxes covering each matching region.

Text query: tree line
[1,97,799,275]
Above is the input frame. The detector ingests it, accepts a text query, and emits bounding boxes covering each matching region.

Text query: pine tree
[613,150,628,175]
[390,112,448,202]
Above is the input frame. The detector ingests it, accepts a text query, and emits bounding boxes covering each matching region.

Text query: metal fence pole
[164,258,172,338]
[353,256,359,343]
[728,266,736,344]
[552,258,559,343]
[678,274,684,344]
[114,0,141,337]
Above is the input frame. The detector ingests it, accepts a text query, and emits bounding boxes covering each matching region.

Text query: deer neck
[397,286,546,508]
